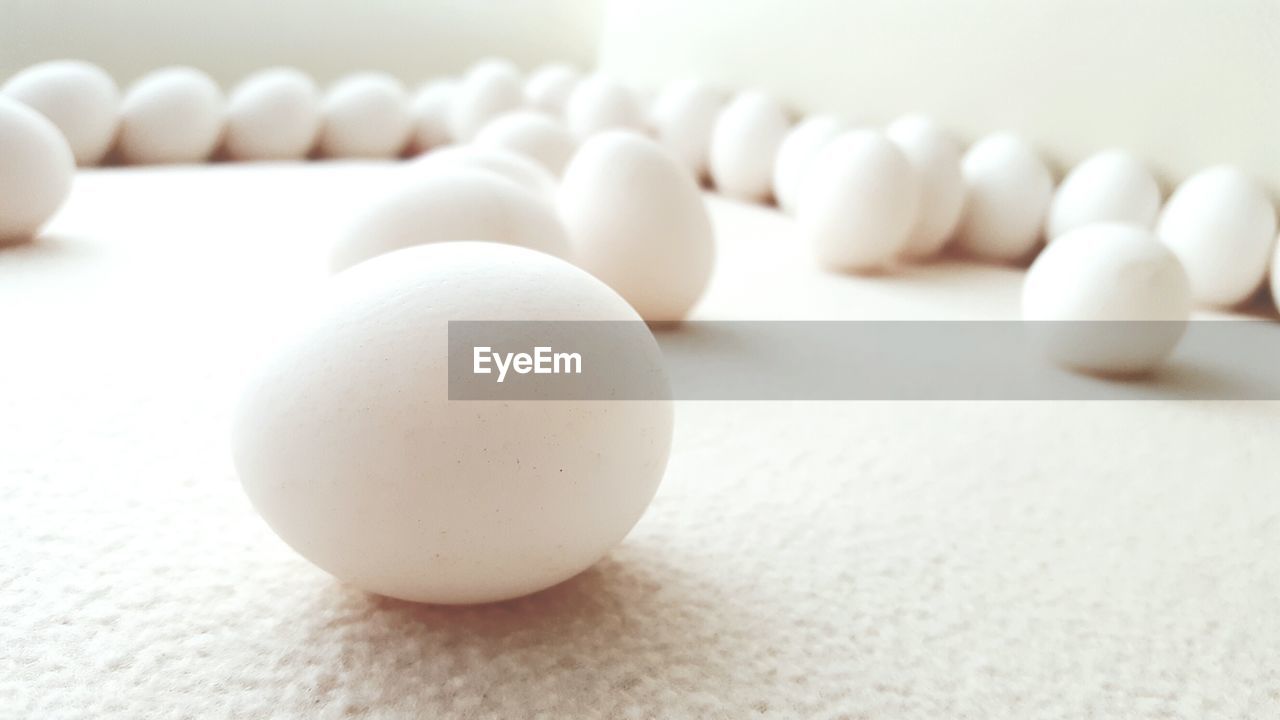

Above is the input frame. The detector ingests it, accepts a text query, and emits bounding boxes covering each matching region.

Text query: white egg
[409,80,455,151]
[474,110,576,175]
[953,133,1054,263]
[411,145,557,199]
[0,96,75,244]
[449,61,523,142]
[1,60,119,166]
[117,66,224,164]
[709,90,790,203]
[773,114,847,214]
[1023,223,1191,375]
[564,75,646,140]
[886,114,965,259]
[649,79,725,180]
[318,73,411,159]
[524,63,580,116]
[223,68,320,161]
[1047,149,1161,240]
[234,241,672,604]
[559,131,714,321]
[796,130,919,273]
[331,168,569,272]
[1156,165,1277,308]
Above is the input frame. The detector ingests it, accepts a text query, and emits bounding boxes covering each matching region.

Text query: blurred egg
[649,79,724,180]
[709,90,790,202]
[1023,223,1191,375]
[117,66,224,164]
[0,96,75,244]
[886,114,965,259]
[559,131,714,321]
[524,63,580,116]
[1156,165,1276,307]
[1,59,119,166]
[318,73,411,159]
[796,130,919,273]
[564,75,646,140]
[409,79,455,152]
[331,168,569,271]
[773,114,847,214]
[234,241,672,604]
[474,110,575,175]
[449,60,523,142]
[223,68,320,161]
[1047,149,1161,240]
[412,145,557,199]
[953,133,1053,262]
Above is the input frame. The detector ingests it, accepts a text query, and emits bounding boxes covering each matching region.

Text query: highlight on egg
[709,90,791,203]
[317,72,412,159]
[223,67,321,161]
[117,66,225,165]
[952,132,1054,263]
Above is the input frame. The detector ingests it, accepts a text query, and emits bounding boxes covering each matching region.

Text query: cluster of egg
[5,56,1278,604]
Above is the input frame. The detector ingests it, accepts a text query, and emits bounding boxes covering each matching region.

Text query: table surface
[2,163,1278,720]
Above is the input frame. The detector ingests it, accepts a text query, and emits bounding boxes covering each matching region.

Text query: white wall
[598,0,1280,195]
[0,0,601,87]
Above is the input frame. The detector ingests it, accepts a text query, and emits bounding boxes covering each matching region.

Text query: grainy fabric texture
[2,164,1278,719]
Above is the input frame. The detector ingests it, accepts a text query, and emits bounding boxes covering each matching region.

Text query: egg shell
[524,63,580,116]
[649,79,724,180]
[474,110,576,175]
[953,133,1054,262]
[1023,223,1191,375]
[773,114,847,214]
[0,96,75,244]
[709,90,790,203]
[409,80,455,151]
[233,241,673,604]
[318,73,411,159]
[885,114,965,259]
[411,145,557,199]
[564,75,646,141]
[2,60,119,166]
[117,66,224,164]
[1156,165,1277,308]
[449,61,523,142]
[1047,149,1161,240]
[331,168,570,272]
[796,130,919,273]
[559,131,715,321]
[223,68,320,161]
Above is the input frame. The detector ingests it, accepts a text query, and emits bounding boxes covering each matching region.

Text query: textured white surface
[2,164,1279,719]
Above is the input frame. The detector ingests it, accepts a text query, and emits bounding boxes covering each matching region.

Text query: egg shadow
[284,544,751,714]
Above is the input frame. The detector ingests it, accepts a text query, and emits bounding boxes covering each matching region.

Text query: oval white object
[411,145,557,199]
[1047,149,1161,240]
[559,131,715,321]
[474,110,576,175]
[649,78,724,180]
[409,80,455,151]
[117,66,224,164]
[1023,223,1191,375]
[318,73,411,159]
[709,90,790,202]
[449,61,523,142]
[0,96,75,243]
[234,241,673,604]
[564,75,646,140]
[953,133,1054,262]
[773,114,847,214]
[886,114,965,259]
[796,130,919,273]
[223,68,320,161]
[1,59,119,166]
[524,63,580,116]
[1156,165,1277,308]
[331,168,569,271]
